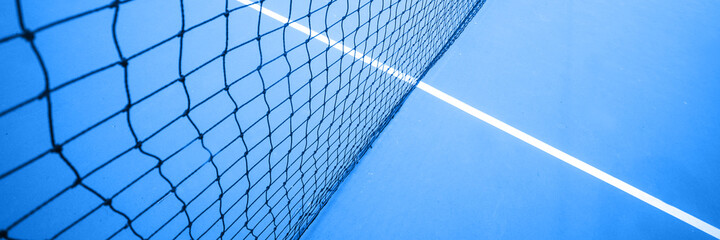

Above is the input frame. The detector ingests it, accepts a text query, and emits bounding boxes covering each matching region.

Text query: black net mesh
[0,0,485,239]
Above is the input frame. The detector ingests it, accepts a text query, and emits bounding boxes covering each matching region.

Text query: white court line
[236,0,416,85]
[236,1,720,238]
[416,82,720,239]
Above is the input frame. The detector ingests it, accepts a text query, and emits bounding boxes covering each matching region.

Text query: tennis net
[0,0,485,239]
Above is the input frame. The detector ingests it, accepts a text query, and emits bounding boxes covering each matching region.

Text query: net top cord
[0,0,485,239]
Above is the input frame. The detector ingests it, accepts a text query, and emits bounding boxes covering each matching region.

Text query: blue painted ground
[1,0,719,239]
[302,0,720,239]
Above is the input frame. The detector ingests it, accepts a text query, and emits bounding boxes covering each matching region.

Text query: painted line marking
[416,82,720,239]
[236,0,720,238]
[236,0,416,85]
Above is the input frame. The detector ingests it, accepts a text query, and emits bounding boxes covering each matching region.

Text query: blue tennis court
[1,0,719,239]
[303,0,720,239]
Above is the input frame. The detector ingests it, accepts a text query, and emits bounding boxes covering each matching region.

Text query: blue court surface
[1,0,719,239]
[302,0,720,239]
